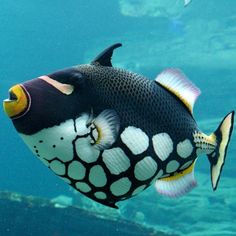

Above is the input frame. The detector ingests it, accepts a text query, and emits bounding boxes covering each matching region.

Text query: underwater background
[0,0,235,235]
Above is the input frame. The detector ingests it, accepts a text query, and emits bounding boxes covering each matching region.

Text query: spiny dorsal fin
[91,43,122,67]
[155,68,201,114]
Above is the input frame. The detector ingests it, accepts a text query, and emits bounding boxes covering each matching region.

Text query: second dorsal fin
[91,43,122,67]
[155,68,201,114]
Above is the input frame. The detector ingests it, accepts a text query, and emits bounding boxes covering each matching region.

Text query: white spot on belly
[177,139,193,158]
[180,160,193,170]
[121,126,149,155]
[89,165,107,187]
[75,113,90,136]
[75,182,91,193]
[152,133,173,161]
[102,148,130,175]
[132,185,146,196]
[20,119,77,162]
[150,169,164,184]
[166,160,180,173]
[68,161,86,180]
[134,156,157,181]
[110,177,132,196]
[75,138,100,163]
[50,160,66,176]
[94,192,107,200]
[154,169,164,181]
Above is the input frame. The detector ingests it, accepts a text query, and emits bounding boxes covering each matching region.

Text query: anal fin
[155,162,197,198]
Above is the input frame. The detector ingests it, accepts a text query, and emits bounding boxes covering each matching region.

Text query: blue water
[1,0,236,235]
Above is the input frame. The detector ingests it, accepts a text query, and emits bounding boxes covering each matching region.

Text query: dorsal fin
[155,68,201,114]
[91,43,122,67]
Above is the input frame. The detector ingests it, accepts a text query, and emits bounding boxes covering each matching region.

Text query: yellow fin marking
[162,84,193,113]
[95,126,102,145]
[161,162,195,182]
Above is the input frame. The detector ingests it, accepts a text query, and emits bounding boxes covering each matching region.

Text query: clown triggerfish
[3,43,234,208]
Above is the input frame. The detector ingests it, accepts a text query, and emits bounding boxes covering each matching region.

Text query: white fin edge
[155,162,197,198]
[155,68,201,113]
[92,109,120,150]
[208,111,234,190]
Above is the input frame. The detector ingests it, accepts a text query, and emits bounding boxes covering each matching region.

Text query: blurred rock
[0,191,177,236]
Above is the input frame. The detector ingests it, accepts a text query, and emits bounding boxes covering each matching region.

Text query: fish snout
[3,84,31,119]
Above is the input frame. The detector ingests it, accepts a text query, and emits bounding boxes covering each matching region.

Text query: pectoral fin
[155,162,197,198]
[89,109,120,150]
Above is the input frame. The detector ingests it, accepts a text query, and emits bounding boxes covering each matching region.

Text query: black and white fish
[3,43,234,208]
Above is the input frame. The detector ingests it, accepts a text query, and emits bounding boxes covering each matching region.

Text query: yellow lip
[3,84,30,119]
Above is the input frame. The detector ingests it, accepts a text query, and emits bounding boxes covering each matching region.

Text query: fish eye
[39,76,74,95]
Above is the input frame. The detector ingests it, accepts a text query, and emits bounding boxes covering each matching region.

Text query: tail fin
[207,111,234,190]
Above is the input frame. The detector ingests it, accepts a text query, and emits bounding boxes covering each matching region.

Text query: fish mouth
[3,84,31,119]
